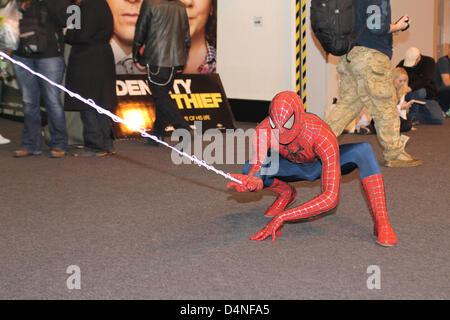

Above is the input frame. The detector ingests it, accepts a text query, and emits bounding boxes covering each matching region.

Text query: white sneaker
[0,134,11,144]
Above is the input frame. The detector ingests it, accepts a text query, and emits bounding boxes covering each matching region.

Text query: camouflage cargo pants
[326,46,406,161]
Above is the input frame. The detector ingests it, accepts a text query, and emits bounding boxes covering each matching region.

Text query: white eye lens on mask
[283,114,295,130]
[269,117,276,129]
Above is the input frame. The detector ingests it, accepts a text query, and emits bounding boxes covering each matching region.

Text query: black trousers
[147,65,190,137]
[80,108,114,152]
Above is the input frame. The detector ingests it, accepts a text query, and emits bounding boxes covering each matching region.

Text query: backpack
[18,0,47,55]
[310,0,363,57]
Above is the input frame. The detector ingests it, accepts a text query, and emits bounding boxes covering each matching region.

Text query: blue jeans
[406,88,444,125]
[13,55,68,152]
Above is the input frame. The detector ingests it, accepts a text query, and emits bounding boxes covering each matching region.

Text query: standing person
[325,0,422,168]
[180,0,216,74]
[106,0,145,74]
[12,0,70,158]
[434,43,450,115]
[64,0,118,157]
[397,47,444,125]
[133,0,191,144]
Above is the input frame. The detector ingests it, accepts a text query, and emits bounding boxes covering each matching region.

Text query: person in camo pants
[326,0,422,168]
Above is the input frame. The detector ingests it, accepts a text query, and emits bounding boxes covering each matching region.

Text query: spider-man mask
[268,91,305,145]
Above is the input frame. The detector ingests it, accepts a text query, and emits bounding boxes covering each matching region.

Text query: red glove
[250,216,284,242]
[226,174,264,192]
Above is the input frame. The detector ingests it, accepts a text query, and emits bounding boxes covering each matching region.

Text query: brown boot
[384,151,422,167]
[50,149,67,158]
[13,149,42,158]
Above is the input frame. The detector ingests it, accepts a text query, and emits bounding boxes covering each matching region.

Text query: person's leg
[36,57,68,153]
[326,54,365,137]
[98,112,115,153]
[406,88,427,121]
[149,83,168,138]
[242,152,324,217]
[12,56,42,155]
[362,174,397,246]
[337,143,397,246]
[246,143,380,183]
[242,154,319,217]
[261,180,297,217]
[167,66,191,131]
[79,108,104,152]
[436,87,450,113]
[355,49,421,167]
[338,143,380,179]
[406,88,427,101]
[147,65,190,138]
[413,100,444,125]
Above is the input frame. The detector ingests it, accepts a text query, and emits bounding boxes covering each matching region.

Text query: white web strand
[0,51,242,184]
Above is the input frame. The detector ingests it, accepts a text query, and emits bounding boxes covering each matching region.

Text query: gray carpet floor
[0,117,449,300]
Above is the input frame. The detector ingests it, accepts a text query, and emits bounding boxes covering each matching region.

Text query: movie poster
[1,0,232,136]
[106,0,234,138]
[113,73,235,139]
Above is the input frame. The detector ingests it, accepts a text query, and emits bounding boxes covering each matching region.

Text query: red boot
[265,179,297,217]
[362,174,398,247]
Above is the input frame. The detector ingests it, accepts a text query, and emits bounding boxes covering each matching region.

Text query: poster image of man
[106,0,146,75]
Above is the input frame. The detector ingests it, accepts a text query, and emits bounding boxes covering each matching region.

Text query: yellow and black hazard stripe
[296,0,307,109]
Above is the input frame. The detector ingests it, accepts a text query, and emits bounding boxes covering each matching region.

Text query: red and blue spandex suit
[227,91,397,246]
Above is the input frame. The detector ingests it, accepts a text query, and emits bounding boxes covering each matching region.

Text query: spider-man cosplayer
[227,91,397,247]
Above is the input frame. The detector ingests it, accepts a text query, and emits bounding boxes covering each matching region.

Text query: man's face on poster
[106,0,143,48]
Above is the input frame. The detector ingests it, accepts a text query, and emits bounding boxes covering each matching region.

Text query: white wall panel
[217,0,296,101]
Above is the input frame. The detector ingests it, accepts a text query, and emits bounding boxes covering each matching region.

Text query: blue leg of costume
[243,142,380,187]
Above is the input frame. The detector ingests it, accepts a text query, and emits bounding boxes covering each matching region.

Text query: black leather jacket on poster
[133,0,191,68]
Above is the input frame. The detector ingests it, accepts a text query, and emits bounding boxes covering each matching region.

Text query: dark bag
[18,0,47,55]
[310,0,363,57]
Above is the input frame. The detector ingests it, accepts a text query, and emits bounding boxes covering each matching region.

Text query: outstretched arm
[251,126,341,242]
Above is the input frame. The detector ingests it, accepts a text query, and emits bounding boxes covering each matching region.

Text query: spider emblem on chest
[282,143,308,159]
